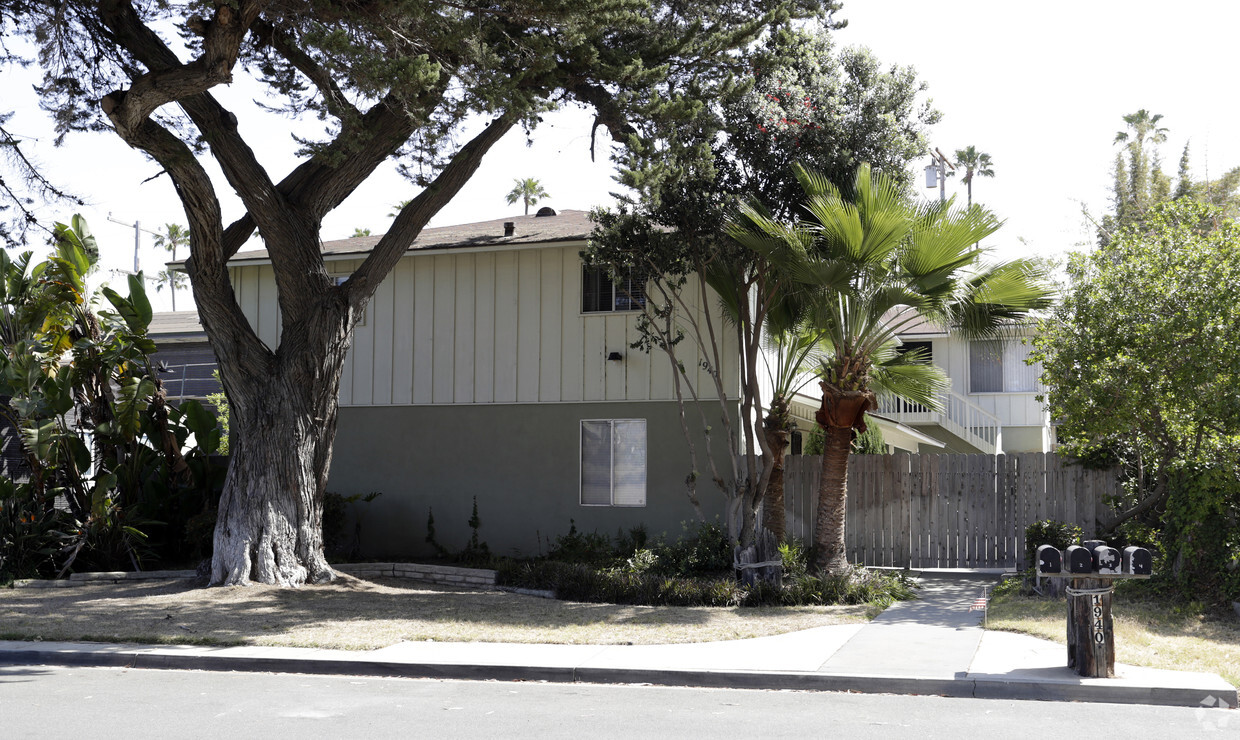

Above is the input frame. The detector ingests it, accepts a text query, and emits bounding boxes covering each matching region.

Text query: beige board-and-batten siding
[230,242,738,406]
[781,452,1119,570]
[929,332,1047,428]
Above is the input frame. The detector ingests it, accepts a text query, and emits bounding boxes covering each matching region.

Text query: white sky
[4,1,1239,312]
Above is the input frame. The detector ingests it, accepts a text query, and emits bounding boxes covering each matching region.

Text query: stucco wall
[328,400,736,558]
[999,425,1047,454]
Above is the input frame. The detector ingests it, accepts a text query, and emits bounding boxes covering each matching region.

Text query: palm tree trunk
[761,422,789,541]
[811,381,874,574]
[170,245,178,312]
[813,425,852,573]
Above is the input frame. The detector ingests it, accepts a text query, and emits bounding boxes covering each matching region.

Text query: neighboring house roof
[226,209,594,265]
[148,311,207,344]
[891,311,949,338]
[885,310,1037,341]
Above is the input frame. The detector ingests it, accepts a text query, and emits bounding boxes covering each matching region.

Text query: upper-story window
[582,265,646,313]
[969,339,1038,393]
[897,340,933,364]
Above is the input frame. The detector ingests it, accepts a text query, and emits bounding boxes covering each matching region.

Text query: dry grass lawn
[0,574,870,650]
[987,589,1240,687]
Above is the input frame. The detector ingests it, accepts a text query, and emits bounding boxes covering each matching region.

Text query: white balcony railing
[877,390,1001,454]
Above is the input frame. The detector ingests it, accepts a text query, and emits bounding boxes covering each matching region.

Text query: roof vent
[535,206,556,217]
[503,221,515,237]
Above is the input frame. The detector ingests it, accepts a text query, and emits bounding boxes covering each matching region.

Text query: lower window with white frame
[580,419,646,507]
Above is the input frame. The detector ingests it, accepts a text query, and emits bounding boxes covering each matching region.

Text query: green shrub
[649,519,732,576]
[614,524,649,556]
[0,479,66,581]
[625,547,660,574]
[495,558,918,608]
[1157,464,1240,603]
[547,520,615,564]
[1024,519,1084,569]
[323,491,382,560]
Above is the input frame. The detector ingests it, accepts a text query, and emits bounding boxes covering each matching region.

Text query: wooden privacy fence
[780,452,1120,570]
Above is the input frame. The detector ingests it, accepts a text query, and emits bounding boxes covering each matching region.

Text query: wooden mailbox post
[1036,542,1152,678]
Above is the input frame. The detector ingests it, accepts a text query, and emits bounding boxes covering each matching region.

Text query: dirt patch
[0,574,869,650]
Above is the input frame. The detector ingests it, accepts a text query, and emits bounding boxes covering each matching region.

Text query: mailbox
[1123,546,1153,575]
[1093,546,1122,574]
[1036,544,1063,575]
[1082,539,1105,569]
[1065,545,1094,574]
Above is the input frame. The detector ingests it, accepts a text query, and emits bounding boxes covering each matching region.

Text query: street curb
[1,645,1232,709]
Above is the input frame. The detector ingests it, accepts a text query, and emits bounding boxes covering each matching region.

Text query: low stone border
[334,562,497,588]
[10,563,498,590]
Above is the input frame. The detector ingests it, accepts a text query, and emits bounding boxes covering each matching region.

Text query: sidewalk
[1,574,1234,709]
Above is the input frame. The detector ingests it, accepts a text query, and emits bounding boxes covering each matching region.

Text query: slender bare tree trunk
[761,420,789,541]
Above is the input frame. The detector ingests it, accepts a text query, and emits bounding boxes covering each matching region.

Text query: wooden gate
[781,452,1118,569]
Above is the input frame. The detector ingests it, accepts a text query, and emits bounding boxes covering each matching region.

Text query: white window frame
[969,338,1039,394]
[579,418,647,507]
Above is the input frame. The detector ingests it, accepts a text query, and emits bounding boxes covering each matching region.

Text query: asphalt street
[0,665,1231,738]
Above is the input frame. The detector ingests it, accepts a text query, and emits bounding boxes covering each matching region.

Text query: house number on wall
[1092,595,1105,645]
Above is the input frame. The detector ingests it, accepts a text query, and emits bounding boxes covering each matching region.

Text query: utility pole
[924,148,955,203]
[107,213,161,275]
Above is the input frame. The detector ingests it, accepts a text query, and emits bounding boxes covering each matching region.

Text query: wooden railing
[877,389,1001,454]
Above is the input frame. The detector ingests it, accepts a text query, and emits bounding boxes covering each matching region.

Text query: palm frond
[869,341,948,411]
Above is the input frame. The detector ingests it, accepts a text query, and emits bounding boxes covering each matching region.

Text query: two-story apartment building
[874,314,1054,455]
[226,209,738,556]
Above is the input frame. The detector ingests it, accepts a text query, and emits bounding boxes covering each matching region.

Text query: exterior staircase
[875,390,1001,454]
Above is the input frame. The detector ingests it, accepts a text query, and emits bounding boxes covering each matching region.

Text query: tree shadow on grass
[0,576,868,649]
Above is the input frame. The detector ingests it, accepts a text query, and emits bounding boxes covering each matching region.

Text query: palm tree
[505,178,549,215]
[953,146,995,208]
[153,223,190,311]
[1114,110,1169,219]
[756,300,826,541]
[732,163,1053,574]
[1114,109,1168,149]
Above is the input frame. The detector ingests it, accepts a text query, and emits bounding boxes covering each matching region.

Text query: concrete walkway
[0,573,1234,709]
[821,575,989,678]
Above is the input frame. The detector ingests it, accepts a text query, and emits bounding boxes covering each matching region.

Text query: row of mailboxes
[1036,541,1152,576]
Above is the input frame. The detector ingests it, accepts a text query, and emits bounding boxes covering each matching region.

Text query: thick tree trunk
[761,422,789,542]
[209,307,352,587]
[210,385,334,587]
[814,425,852,574]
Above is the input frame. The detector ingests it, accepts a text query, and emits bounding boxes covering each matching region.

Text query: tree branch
[117,115,269,379]
[250,18,359,123]
[346,114,515,306]
[98,0,265,138]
